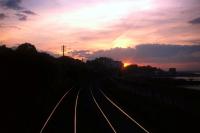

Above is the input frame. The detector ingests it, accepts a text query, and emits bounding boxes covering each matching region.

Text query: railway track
[39,88,150,133]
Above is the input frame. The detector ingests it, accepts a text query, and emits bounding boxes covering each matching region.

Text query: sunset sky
[0,0,200,70]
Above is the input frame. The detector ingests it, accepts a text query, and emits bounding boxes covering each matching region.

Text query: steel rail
[99,89,150,133]
[74,90,80,133]
[90,89,117,133]
[40,88,73,133]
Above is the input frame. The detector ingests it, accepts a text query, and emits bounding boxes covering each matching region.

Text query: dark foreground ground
[1,43,200,133]
[100,78,200,133]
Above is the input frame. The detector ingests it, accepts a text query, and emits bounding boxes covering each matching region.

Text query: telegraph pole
[62,45,65,57]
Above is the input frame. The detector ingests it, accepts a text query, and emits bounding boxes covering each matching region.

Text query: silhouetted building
[88,57,123,69]
[169,68,177,75]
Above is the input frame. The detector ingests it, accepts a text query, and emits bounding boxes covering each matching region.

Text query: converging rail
[74,90,80,133]
[90,89,117,133]
[99,89,150,133]
[40,88,73,133]
[39,88,151,133]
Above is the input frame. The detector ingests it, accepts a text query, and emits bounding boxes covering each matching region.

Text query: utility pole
[62,45,65,57]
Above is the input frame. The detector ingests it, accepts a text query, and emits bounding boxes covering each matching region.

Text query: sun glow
[123,62,132,67]
[113,37,133,48]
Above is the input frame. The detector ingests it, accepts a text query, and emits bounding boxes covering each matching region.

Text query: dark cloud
[0,13,7,20]
[15,13,27,21]
[71,44,200,65]
[0,0,37,21]
[0,0,23,10]
[22,10,36,15]
[133,44,200,63]
[189,17,200,24]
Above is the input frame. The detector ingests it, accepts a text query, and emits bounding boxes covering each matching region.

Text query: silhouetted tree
[16,43,37,54]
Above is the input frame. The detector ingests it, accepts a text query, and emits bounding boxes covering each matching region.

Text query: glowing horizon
[0,0,200,70]
[123,62,132,68]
